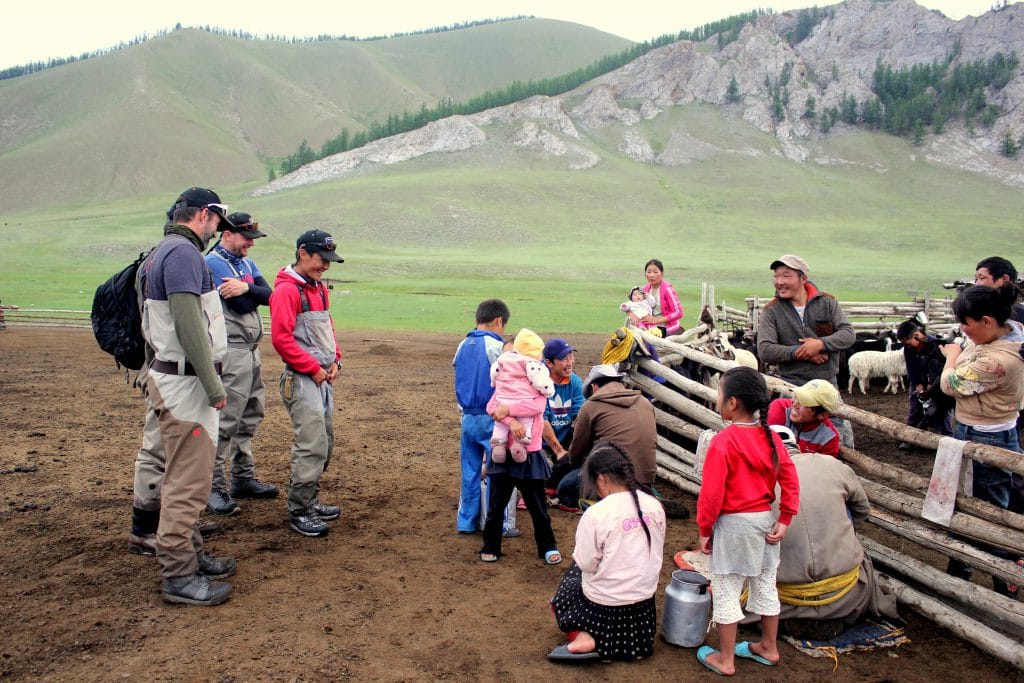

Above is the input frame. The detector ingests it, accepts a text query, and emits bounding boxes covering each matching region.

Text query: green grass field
[3,106,1022,335]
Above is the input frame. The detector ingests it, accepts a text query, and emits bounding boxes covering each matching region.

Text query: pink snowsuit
[486,350,554,456]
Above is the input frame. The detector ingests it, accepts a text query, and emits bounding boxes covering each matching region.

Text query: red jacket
[697,424,799,537]
[269,267,341,376]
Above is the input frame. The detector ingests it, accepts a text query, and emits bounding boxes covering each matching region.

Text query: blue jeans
[955,423,1021,511]
[458,413,492,532]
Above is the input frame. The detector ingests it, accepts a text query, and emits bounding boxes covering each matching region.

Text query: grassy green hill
[3,105,1020,335]
[0,20,630,213]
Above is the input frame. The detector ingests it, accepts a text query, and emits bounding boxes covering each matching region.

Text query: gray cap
[770,254,809,274]
[583,364,626,396]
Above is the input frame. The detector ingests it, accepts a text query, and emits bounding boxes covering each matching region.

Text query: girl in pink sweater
[487,328,554,463]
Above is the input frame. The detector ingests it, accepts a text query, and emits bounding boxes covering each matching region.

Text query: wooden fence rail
[625,328,1023,669]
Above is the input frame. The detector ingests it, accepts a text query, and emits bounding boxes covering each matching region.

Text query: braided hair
[720,366,780,471]
[581,440,653,548]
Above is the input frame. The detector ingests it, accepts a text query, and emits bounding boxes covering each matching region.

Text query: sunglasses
[234,220,258,231]
[302,236,337,252]
[204,203,229,215]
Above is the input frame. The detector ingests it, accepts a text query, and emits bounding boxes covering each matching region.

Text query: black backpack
[91,249,152,371]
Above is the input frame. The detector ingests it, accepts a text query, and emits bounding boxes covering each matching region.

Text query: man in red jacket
[269,230,344,537]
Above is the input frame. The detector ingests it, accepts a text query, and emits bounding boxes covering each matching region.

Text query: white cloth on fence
[921,436,972,527]
[695,429,715,477]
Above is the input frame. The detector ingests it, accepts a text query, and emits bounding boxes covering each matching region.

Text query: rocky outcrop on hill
[256,0,1024,196]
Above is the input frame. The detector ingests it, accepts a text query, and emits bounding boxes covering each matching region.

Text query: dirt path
[0,328,1018,681]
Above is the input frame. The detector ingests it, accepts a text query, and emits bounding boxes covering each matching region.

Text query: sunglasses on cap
[232,219,258,231]
[204,203,229,215]
[302,236,337,252]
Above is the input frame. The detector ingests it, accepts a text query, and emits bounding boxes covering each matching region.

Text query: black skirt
[551,563,657,661]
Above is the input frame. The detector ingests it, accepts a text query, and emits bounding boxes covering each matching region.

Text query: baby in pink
[487,328,555,463]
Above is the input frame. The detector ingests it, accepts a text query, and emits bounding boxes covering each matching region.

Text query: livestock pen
[620,327,1024,670]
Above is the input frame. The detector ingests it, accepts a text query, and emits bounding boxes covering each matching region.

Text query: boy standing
[452,299,509,533]
[269,230,344,537]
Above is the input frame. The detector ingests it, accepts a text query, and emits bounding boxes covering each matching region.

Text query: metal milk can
[661,569,712,647]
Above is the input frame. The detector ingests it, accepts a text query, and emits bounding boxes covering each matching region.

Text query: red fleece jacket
[269,267,341,376]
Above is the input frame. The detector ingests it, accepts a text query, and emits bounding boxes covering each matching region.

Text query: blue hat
[543,338,574,361]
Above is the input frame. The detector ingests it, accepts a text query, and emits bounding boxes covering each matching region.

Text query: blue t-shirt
[544,373,585,448]
[141,235,212,301]
[205,249,262,287]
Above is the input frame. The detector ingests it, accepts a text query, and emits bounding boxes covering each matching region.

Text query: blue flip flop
[734,641,777,666]
[544,549,562,565]
[696,646,726,676]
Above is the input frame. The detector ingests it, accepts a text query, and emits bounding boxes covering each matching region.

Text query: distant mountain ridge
[257,0,1024,196]
[0,19,630,213]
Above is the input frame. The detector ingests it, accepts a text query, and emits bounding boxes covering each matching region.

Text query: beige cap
[770,254,809,274]
[583,364,626,396]
[793,379,840,414]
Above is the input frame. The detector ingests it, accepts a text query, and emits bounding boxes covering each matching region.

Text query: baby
[621,286,662,336]
[487,328,555,463]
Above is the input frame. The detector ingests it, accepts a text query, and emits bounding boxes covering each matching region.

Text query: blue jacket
[453,329,503,415]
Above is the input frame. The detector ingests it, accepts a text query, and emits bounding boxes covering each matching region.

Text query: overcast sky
[0,0,1002,71]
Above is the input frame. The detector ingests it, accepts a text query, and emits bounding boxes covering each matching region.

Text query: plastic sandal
[480,552,499,562]
[544,549,562,565]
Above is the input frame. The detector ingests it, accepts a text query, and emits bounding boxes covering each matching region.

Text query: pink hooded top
[486,328,555,451]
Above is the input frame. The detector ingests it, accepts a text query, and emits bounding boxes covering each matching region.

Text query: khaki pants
[212,345,265,489]
[146,372,217,578]
[280,369,334,512]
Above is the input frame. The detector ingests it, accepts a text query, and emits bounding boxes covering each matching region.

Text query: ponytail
[583,440,652,548]
[721,366,778,471]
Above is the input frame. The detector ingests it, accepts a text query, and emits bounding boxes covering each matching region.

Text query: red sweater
[269,267,341,376]
[697,424,800,537]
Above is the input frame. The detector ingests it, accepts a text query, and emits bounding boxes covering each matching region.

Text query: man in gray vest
[137,187,237,605]
[204,212,279,516]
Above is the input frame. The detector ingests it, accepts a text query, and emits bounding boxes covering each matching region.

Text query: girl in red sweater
[696,367,800,676]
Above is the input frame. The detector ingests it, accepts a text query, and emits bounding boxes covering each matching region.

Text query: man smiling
[270,229,344,537]
[757,254,855,446]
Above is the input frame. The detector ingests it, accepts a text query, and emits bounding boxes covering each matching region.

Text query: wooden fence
[627,328,1023,670]
[698,283,958,337]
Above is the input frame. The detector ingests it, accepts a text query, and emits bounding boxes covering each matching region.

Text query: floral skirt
[551,563,656,661]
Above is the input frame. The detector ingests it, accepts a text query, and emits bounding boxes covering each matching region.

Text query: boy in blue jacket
[452,299,509,533]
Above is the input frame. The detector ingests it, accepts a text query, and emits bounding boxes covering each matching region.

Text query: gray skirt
[709,511,780,577]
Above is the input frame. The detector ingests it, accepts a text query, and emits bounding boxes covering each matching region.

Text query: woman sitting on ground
[548,441,666,663]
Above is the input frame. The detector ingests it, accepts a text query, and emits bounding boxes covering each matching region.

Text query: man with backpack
[204,212,279,516]
[135,187,238,606]
[269,230,344,537]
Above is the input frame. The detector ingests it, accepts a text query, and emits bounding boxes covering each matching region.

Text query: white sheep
[847,349,906,395]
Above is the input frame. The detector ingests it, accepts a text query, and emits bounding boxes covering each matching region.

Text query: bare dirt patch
[0,328,1018,681]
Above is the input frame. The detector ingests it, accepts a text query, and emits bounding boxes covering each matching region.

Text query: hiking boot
[311,498,340,521]
[232,477,279,499]
[197,551,237,579]
[128,533,156,556]
[161,572,233,606]
[207,487,240,516]
[195,518,222,536]
[290,508,329,537]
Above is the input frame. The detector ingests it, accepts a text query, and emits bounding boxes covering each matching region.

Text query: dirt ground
[0,327,1021,682]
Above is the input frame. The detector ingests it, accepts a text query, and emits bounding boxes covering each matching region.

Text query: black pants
[481,474,556,559]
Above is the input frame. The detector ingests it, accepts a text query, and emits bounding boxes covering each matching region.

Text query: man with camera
[896,320,954,447]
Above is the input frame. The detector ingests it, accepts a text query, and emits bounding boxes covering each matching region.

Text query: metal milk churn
[661,569,712,647]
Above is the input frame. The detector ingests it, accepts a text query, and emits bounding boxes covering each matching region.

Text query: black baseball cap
[224,212,266,239]
[167,187,234,228]
[296,229,344,263]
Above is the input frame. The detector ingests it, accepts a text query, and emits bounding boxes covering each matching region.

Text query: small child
[487,328,555,463]
[696,366,800,676]
[620,286,662,336]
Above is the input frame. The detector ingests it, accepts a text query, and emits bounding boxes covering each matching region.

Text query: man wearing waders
[137,187,237,605]
[204,212,279,516]
[269,230,344,537]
